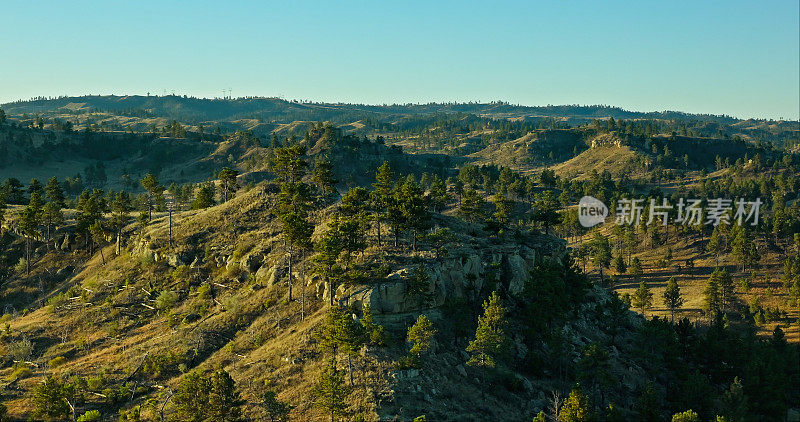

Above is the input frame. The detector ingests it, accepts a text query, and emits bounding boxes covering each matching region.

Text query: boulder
[505,254,530,295]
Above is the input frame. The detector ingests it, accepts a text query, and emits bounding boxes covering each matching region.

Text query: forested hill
[2,95,782,125]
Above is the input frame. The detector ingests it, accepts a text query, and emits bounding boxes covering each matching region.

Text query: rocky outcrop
[343,237,565,318]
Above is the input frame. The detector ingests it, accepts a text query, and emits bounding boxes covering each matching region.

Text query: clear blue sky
[1,0,797,119]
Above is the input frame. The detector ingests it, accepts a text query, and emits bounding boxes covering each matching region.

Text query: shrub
[10,362,32,380]
[155,290,179,312]
[77,410,101,421]
[48,356,68,368]
[14,258,27,274]
[7,336,33,361]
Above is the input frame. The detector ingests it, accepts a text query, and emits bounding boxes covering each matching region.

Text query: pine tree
[89,221,107,264]
[41,200,63,249]
[192,182,216,209]
[140,173,164,221]
[32,375,75,420]
[317,307,366,385]
[466,291,508,368]
[312,157,338,198]
[629,257,643,281]
[559,387,592,422]
[371,161,395,247]
[397,175,429,250]
[492,193,513,225]
[313,357,351,422]
[459,188,485,222]
[111,191,132,255]
[632,281,653,316]
[613,255,626,274]
[44,176,65,207]
[407,314,437,359]
[260,387,293,422]
[207,370,245,422]
[719,377,748,422]
[173,371,210,422]
[590,232,612,281]
[217,167,239,202]
[426,175,448,213]
[19,193,43,276]
[663,276,683,322]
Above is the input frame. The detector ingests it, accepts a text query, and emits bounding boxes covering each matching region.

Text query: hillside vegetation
[0,102,797,421]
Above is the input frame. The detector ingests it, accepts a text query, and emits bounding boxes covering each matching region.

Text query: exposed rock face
[343,236,565,319]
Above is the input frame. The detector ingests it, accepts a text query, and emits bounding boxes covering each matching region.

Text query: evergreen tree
[397,175,430,250]
[466,291,509,368]
[19,192,43,276]
[173,371,211,422]
[314,217,345,306]
[44,176,65,208]
[41,200,63,248]
[371,161,395,247]
[312,157,338,198]
[260,387,293,422]
[632,281,653,316]
[718,377,748,422]
[559,387,592,422]
[217,167,239,202]
[629,256,643,281]
[407,314,437,359]
[426,175,448,213]
[272,145,308,183]
[459,188,485,222]
[663,276,683,322]
[590,232,612,281]
[613,255,627,274]
[111,191,132,255]
[313,357,351,422]
[207,370,245,422]
[317,307,366,385]
[532,190,562,234]
[32,375,76,421]
[192,182,216,209]
[89,220,107,264]
[140,173,164,221]
[492,192,513,225]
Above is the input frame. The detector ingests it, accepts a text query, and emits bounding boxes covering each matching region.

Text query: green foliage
[459,188,485,222]
[407,314,437,358]
[217,167,239,202]
[559,387,593,422]
[77,410,101,421]
[632,281,653,316]
[155,290,179,312]
[48,356,67,368]
[317,307,366,358]
[629,256,643,280]
[671,410,700,422]
[312,157,338,197]
[259,387,293,422]
[312,357,352,422]
[360,305,385,346]
[466,291,508,368]
[704,268,733,317]
[192,182,216,209]
[32,375,76,420]
[663,276,683,320]
[173,370,244,422]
